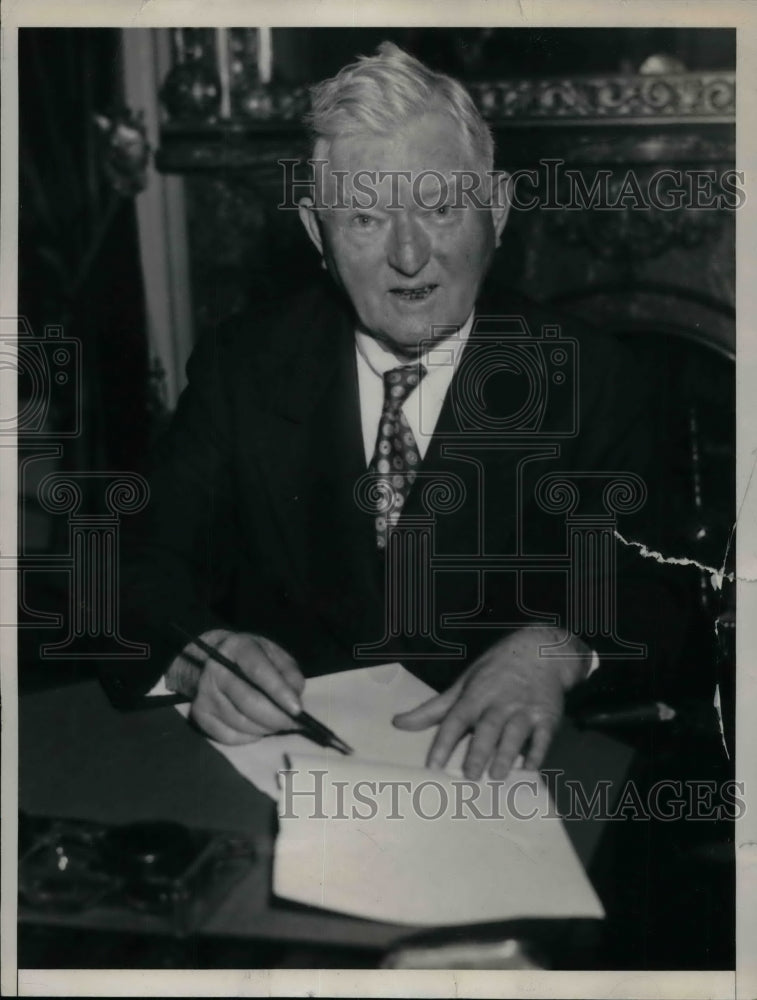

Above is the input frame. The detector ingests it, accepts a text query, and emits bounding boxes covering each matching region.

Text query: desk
[19,679,634,964]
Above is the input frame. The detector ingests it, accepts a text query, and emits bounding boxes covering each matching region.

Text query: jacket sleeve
[563,329,693,709]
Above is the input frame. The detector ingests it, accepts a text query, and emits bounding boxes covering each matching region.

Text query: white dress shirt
[354,312,474,464]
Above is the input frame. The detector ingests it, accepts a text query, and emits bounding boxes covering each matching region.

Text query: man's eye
[354,214,375,227]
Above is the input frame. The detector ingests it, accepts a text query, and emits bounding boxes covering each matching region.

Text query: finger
[190,703,259,745]
[392,678,464,730]
[255,635,306,694]
[220,634,302,715]
[524,721,557,771]
[209,664,297,733]
[462,707,508,781]
[426,707,472,770]
[213,683,283,737]
[489,713,534,780]
[181,629,234,668]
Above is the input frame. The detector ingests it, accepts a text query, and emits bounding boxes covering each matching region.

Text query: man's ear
[490,171,511,246]
[298,197,325,257]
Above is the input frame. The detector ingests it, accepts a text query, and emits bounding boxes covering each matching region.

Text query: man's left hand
[392,627,590,780]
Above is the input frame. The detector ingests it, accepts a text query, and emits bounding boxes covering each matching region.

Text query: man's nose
[386,214,431,277]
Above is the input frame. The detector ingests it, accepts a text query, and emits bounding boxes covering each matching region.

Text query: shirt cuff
[586,649,600,679]
[146,675,172,696]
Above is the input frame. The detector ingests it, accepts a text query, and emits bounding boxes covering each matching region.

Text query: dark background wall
[271,27,735,82]
[19,28,152,476]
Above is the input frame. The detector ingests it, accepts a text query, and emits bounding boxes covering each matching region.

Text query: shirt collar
[355,312,475,378]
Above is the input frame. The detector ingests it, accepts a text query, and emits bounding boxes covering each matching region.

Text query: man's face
[299,112,509,356]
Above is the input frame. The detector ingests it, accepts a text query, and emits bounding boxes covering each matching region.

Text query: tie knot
[382,363,427,406]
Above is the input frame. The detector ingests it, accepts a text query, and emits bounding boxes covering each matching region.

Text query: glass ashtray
[19,827,117,912]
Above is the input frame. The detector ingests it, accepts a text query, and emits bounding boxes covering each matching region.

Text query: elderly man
[112,43,680,780]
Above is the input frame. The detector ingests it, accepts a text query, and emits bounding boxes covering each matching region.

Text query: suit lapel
[244,288,347,608]
[248,289,384,654]
[303,331,386,648]
[403,320,525,557]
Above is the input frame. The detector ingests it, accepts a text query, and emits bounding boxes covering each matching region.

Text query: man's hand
[166,629,305,745]
[392,628,590,780]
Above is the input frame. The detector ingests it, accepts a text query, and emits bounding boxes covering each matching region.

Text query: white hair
[305,41,494,172]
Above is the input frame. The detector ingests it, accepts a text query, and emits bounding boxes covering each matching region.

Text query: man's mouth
[390,284,438,302]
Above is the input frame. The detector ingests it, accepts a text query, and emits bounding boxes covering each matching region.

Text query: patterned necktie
[368,363,427,549]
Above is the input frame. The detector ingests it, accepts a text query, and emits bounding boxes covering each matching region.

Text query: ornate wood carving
[545,174,729,264]
[468,72,734,125]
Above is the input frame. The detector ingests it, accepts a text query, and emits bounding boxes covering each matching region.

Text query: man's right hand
[166,629,305,744]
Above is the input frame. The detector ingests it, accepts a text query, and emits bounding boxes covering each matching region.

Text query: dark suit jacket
[105,276,687,708]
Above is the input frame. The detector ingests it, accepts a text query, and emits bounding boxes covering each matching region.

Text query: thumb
[392,680,463,730]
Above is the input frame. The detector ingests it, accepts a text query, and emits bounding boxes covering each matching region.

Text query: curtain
[19,28,152,477]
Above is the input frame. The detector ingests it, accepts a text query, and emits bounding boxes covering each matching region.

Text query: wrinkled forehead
[314,165,492,211]
[312,113,490,210]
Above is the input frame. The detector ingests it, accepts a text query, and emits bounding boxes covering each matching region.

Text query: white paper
[273,753,605,927]
[176,662,478,800]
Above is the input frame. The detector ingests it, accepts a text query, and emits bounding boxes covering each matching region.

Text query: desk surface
[19,679,633,954]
